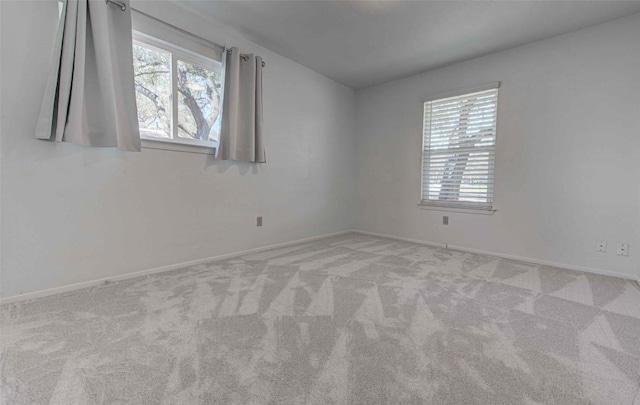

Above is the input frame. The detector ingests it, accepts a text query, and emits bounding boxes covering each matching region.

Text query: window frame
[419,82,500,214]
[132,31,224,153]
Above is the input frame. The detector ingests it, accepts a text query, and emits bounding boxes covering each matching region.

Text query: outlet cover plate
[596,240,607,252]
[616,243,628,256]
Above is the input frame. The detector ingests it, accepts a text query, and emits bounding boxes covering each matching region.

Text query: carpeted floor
[1,232,639,404]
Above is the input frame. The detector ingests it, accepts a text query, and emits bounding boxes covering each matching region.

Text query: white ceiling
[181,1,640,89]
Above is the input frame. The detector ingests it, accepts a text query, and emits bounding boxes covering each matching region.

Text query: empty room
[1,0,639,404]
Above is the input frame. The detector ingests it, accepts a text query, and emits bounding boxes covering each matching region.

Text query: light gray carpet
[1,232,640,405]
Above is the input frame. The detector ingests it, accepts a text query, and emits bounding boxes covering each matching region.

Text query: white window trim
[133,31,224,154]
[417,204,496,215]
[141,138,217,155]
[422,81,501,104]
[133,31,222,72]
[419,82,500,213]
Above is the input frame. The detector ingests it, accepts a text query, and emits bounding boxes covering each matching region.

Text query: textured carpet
[1,232,640,405]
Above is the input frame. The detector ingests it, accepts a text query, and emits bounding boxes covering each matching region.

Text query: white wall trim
[141,139,217,155]
[354,230,448,249]
[353,230,637,281]
[417,204,496,215]
[2,228,636,305]
[0,230,352,306]
[421,81,501,103]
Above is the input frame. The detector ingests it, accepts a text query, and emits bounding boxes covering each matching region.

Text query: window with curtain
[132,33,223,149]
[130,8,227,152]
[421,85,499,210]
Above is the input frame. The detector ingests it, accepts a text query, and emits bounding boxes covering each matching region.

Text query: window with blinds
[421,86,499,210]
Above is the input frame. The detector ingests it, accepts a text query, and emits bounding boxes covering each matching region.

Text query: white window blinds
[421,86,499,209]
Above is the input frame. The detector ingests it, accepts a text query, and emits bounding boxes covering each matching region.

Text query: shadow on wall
[205,154,260,175]
[24,140,131,168]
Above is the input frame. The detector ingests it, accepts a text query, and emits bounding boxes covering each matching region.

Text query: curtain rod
[105,0,266,67]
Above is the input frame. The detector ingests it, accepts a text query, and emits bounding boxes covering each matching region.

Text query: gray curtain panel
[217,47,265,163]
[36,0,140,151]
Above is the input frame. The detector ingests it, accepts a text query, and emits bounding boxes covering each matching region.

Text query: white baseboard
[0,230,353,305]
[2,228,636,305]
[354,230,448,249]
[353,230,637,282]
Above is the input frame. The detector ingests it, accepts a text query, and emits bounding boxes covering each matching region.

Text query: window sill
[141,138,217,155]
[418,203,496,215]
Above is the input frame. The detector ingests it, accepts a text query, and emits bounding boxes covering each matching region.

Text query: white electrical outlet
[616,243,628,256]
[596,240,607,252]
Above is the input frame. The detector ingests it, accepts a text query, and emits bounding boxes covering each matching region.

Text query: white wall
[0,0,357,298]
[355,13,640,278]
[2,3,638,299]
